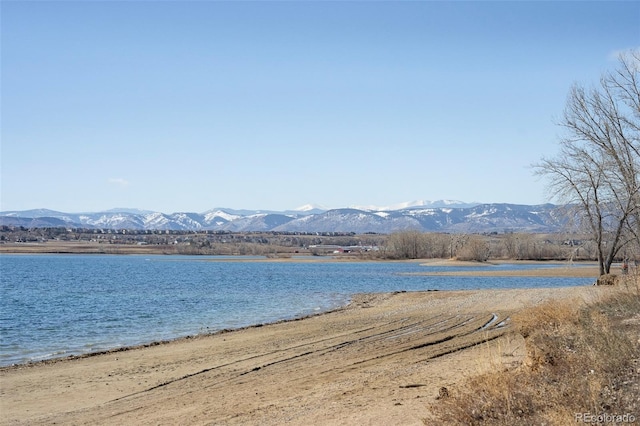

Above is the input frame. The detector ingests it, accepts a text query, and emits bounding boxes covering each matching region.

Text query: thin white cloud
[608,47,640,62]
[108,178,130,187]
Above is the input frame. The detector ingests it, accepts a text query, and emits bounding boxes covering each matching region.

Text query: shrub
[429,278,640,425]
[456,236,490,262]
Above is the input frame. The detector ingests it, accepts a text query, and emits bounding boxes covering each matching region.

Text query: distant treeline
[0,226,615,262]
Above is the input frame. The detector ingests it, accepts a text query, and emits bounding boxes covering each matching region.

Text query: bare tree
[456,235,490,261]
[387,230,427,259]
[535,50,640,275]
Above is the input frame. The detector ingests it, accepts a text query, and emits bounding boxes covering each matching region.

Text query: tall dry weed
[429,282,640,425]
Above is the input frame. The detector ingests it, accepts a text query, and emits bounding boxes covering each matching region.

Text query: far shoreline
[0,246,607,273]
[0,243,602,264]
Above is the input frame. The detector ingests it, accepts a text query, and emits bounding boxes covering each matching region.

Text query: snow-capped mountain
[0,203,566,233]
[351,200,479,211]
[294,203,329,212]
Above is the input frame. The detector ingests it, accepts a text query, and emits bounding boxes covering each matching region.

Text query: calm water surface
[0,254,594,366]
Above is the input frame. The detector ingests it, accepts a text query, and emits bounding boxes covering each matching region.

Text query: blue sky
[2,1,639,213]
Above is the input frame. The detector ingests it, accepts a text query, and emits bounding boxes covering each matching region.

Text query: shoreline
[0,248,603,265]
[0,296,358,370]
[0,285,607,425]
[1,261,599,369]
[2,291,444,370]
[1,258,602,368]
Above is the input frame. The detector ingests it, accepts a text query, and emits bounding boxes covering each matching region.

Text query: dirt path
[0,286,606,425]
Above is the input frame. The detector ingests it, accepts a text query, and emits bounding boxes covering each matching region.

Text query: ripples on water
[0,255,593,366]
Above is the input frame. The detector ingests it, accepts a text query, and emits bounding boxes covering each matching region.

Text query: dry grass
[429,275,640,425]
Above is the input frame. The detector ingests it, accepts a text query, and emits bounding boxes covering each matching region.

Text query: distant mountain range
[0,201,568,233]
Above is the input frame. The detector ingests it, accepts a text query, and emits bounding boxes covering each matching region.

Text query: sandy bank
[0,285,608,425]
[414,260,603,278]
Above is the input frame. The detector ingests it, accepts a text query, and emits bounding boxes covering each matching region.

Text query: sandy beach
[0,268,607,425]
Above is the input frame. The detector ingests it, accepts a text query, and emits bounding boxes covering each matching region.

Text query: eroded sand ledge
[0,284,607,425]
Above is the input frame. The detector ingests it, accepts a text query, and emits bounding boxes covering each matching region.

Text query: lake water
[0,254,594,366]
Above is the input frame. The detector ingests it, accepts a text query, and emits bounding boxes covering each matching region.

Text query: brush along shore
[427,275,640,425]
